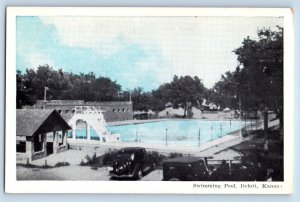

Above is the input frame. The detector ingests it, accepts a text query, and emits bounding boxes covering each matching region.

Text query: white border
[5,7,294,194]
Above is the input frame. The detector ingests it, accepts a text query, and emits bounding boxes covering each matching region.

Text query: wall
[16,152,28,163]
[31,135,47,161]
[16,131,69,163]
[35,100,134,122]
[55,130,68,154]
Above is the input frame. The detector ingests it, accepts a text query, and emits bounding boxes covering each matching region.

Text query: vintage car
[109,147,156,180]
[162,156,210,181]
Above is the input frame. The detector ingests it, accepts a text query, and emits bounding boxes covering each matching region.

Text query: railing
[74,106,105,114]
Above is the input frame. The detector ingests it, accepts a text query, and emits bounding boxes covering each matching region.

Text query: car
[162,156,210,181]
[109,147,156,180]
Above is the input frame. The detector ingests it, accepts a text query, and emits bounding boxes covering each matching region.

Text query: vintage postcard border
[5,7,294,194]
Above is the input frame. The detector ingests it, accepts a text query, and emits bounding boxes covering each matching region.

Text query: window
[67,130,72,138]
[58,110,62,114]
[16,141,26,153]
[56,131,63,146]
[65,110,69,114]
[112,109,116,112]
[122,108,125,112]
[34,134,43,152]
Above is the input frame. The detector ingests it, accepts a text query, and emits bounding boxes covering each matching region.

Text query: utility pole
[165,128,168,147]
[198,129,201,147]
[43,87,49,109]
[44,87,49,101]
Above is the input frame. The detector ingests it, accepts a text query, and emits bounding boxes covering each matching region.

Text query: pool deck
[67,129,243,157]
[107,118,244,126]
[107,118,169,126]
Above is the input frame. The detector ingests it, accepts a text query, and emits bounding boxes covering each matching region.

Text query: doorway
[46,142,53,155]
[46,132,54,155]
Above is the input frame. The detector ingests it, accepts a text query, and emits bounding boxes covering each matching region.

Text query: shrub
[80,159,85,166]
[102,149,117,166]
[55,162,70,167]
[147,151,167,167]
[169,152,183,158]
[85,154,92,164]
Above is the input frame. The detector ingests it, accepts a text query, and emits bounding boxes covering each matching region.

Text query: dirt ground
[17,164,163,181]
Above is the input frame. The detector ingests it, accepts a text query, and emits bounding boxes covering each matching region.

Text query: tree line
[17,26,283,123]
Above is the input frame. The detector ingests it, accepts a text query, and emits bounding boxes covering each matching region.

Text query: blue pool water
[70,120,246,147]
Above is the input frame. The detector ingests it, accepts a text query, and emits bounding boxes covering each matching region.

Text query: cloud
[32,16,283,89]
[25,52,55,70]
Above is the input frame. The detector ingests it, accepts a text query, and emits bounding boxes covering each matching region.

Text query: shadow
[17,161,70,169]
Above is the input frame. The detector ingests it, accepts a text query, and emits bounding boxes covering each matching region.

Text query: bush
[79,153,102,167]
[55,162,70,167]
[169,152,183,158]
[147,151,167,167]
[102,149,117,166]
[80,159,85,166]
[85,154,93,164]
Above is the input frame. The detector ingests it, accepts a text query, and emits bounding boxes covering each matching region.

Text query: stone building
[16,109,71,163]
[35,100,133,122]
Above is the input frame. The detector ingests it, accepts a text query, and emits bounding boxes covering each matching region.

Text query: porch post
[87,124,91,140]
[63,130,67,145]
[26,137,33,162]
[53,131,58,154]
[43,134,47,155]
[72,122,76,140]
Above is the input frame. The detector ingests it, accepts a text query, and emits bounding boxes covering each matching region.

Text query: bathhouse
[16,109,72,163]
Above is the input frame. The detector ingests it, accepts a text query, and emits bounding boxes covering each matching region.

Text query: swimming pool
[71,119,246,147]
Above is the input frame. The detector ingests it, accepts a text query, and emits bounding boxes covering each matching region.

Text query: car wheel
[137,168,143,180]
[152,162,156,171]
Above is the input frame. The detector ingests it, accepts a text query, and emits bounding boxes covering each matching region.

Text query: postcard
[5,7,294,194]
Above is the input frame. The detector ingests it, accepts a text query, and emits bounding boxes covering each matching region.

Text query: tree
[153,75,207,117]
[16,65,122,107]
[234,26,283,130]
[211,69,240,110]
[210,26,283,133]
[16,70,36,108]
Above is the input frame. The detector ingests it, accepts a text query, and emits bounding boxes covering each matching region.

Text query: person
[218,160,230,180]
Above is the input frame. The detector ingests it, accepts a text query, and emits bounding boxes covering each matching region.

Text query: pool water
[70,120,246,147]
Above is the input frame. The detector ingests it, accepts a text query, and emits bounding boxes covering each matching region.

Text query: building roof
[17,109,71,137]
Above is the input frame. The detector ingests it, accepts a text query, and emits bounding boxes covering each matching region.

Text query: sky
[16,16,283,91]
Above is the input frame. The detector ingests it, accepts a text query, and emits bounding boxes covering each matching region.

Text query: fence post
[165,128,168,147]
[220,124,222,137]
[229,159,232,175]
[210,125,213,141]
[198,129,201,147]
